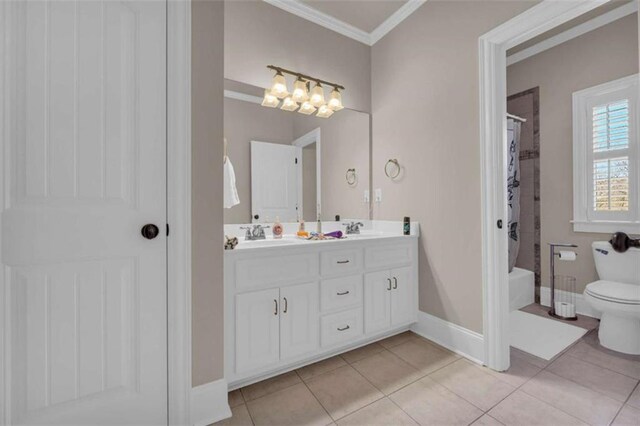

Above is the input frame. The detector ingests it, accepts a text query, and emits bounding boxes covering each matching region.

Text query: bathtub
[510,267,535,311]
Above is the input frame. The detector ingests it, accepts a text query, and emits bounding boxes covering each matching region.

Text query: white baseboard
[411,311,485,365]
[191,378,231,426]
[539,287,601,319]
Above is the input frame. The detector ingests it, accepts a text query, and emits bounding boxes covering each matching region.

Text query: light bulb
[310,83,325,107]
[280,96,299,112]
[316,104,334,118]
[327,88,344,111]
[269,71,289,99]
[298,101,316,115]
[261,89,280,108]
[292,78,309,103]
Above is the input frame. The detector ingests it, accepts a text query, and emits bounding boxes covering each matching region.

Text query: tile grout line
[610,380,640,425]
[295,367,345,424]
[563,350,640,381]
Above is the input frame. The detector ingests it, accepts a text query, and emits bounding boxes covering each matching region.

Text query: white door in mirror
[251,141,300,222]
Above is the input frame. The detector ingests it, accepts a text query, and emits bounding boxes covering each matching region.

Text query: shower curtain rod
[507,113,527,123]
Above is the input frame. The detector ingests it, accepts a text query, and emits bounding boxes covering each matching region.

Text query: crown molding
[262,0,427,46]
[263,0,371,45]
[507,1,638,66]
[224,90,263,105]
[370,0,427,44]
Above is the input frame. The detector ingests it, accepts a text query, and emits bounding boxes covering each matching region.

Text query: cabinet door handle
[337,291,350,296]
[274,299,278,315]
[337,260,350,264]
[393,277,398,289]
[337,325,350,331]
[387,278,392,291]
[283,297,288,313]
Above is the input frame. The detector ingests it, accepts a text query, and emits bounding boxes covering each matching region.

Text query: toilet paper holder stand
[548,243,578,321]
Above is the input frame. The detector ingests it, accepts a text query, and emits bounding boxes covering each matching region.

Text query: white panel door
[390,267,414,326]
[235,289,280,374]
[250,141,299,223]
[1,1,167,424]
[280,282,319,360]
[364,271,391,334]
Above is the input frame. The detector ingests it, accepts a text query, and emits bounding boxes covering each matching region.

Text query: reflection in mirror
[224,79,370,224]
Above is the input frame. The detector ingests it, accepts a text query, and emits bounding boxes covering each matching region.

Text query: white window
[572,74,639,234]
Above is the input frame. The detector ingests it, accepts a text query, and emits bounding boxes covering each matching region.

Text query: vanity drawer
[321,275,363,312]
[365,243,413,269]
[321,248,363,276]
[235,253,319,291]
[321,308,363,348]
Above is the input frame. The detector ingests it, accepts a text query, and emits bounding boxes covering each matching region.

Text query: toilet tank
[592,241,640,285]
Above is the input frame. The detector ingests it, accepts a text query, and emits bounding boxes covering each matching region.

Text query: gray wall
[507,14,639,294]
[371,1,537,334]
[224,0,371,113]
[191,0,224,387]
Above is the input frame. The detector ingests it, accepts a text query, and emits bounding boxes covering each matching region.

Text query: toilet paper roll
[558,251,577,261]
[555,302,576,318]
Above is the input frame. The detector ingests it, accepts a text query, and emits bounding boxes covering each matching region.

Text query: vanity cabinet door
[390,266,414,326]
[364,271,392,333]
[280,282,320,360]
[235,288,280,374]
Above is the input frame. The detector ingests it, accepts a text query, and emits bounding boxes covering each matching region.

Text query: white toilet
[584,241,640,355]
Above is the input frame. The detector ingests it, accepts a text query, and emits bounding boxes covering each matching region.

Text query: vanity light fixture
[261,89,280,108]
[281,96,299,112]
[292,77,309,103]
[262,65,345,118]
[298,101,316,115]
[328,88,344,111]
[316,104,334,118]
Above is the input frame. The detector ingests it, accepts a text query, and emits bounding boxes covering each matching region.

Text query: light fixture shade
[261,89,280,108]
[316,104,334,118]
[298,101,316,115]
[281,97,299,112]
[270,71,289,99]
[292,78,309,103]
[327,88,344,111]
[309,83,325,107]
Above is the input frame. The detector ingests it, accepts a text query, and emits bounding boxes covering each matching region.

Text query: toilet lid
[585,280,640,305]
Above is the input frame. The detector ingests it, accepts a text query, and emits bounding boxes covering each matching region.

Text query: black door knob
[141,224,160,240]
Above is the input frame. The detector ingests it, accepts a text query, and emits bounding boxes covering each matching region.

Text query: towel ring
[346,168,357,186]
[384,159,400,179]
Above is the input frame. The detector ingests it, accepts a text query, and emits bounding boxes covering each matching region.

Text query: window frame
[572,74,640,234]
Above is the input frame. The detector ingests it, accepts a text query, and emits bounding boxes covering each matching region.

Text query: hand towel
[224,158,240,209]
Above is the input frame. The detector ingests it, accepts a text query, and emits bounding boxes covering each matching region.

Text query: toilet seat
[585,280,640,305]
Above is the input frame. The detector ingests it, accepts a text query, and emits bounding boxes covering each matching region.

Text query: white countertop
[224,220,420,253]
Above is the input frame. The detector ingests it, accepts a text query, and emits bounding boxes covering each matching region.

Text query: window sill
[572,220,640,234]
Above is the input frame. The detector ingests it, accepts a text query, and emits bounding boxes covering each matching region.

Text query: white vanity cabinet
[225,235,418,388]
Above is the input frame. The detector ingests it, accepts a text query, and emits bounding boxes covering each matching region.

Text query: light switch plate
[375,188,382,202]
[364,190,370,203]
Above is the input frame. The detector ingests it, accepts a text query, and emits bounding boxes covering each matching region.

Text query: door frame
[0,1,193,424]
[479,0,610,372]
[292,128,322,221]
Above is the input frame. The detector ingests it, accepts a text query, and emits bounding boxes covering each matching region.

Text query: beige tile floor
[216,329,640,426]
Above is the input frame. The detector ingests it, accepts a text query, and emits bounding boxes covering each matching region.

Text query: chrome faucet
[343,222,364,235]
[240,224,270,241]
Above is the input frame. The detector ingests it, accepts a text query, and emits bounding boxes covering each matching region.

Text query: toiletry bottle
[298,217,305,233]
[273,216,283,239]
[403,217,410,236]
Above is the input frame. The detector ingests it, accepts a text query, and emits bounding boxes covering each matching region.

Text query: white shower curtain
[507,119,522,272]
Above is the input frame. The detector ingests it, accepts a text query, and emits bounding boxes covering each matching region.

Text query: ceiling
[300,0,408,33]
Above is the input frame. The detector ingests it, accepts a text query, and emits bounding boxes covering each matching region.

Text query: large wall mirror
[224,79,371,224]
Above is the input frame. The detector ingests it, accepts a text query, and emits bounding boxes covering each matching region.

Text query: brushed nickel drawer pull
[274,299,278,315]
[337,291,350,296]
[283,297,288,313]
[337,260,350,264]
[337,325,350,331]
[387,278,392,291]
[393,277,398,289]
